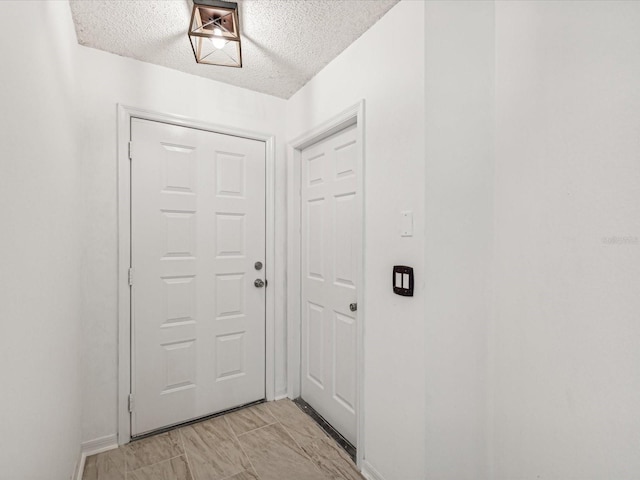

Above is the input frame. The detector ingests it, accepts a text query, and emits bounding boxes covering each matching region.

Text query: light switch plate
[393,265,414,296]
[400,211,413,237]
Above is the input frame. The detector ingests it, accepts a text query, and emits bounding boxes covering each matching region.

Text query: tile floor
[83,399,364,480]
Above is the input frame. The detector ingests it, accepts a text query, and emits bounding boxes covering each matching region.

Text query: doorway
[287,101,365,465]
[130,118,266,436]
[117,106,277,444]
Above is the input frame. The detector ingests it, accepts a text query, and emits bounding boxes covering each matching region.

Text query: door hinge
[128,141,133,160]
[128,393,135,413]
[128,268,134,286]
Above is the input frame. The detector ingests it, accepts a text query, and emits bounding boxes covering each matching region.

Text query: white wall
[492,2,640,478]
[421,2,640,478]
[77,47,287,444]
[287,2,426,478]
[424,2,494,479]
[0,2,82,479]
[2,2,637,479]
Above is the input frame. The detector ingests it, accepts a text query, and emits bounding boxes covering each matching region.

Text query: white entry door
[301,124,360,445]
[130,118,266,436]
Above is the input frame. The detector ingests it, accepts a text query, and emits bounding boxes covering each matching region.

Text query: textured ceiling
[69,0,400,99]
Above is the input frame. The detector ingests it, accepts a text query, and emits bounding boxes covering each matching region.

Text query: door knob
[349,303,357,312]
[254,279,265,288]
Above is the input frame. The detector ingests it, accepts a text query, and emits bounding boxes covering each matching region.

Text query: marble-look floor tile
[221,467,260,480]
[180,416,236,446]
[127,455,192,480]
[266,399,327,446]
[237,423,328,480]
[185,441,253,480]
[301,437,364,480]
[83,448,125,480]
[180,416,253,479]
[225,403,276,436]
[292,398,356,462]
[124,430,183,471]
[94,399,360,480]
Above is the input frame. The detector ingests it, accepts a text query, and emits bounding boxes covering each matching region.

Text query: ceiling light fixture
[188,0,242,68]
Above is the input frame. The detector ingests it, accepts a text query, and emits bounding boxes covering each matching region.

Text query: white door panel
[301,124,359,444]
[131,118,265,435]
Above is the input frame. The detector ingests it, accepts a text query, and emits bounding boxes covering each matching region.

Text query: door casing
[117,104,277,445]
[286,100,365,467]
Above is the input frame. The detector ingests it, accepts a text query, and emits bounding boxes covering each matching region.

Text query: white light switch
[400,211,413,237]
[395,272,402,287]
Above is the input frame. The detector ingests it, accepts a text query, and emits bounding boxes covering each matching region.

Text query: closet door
[301,124,360,444]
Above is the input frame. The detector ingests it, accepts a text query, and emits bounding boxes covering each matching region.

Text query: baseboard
[361,460,387,480]
[74,434,119,480]
[73,453,84,480]
[274,392,290,401]
[82,433,119,456]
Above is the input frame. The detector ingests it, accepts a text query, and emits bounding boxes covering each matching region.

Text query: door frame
[286,100,366,467]
[117,104,277,444]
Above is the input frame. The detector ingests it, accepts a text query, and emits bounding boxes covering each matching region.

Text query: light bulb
[210,28,226,50]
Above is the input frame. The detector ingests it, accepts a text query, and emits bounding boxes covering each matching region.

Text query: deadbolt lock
[254,261,263,271]
[349,303,357,312]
